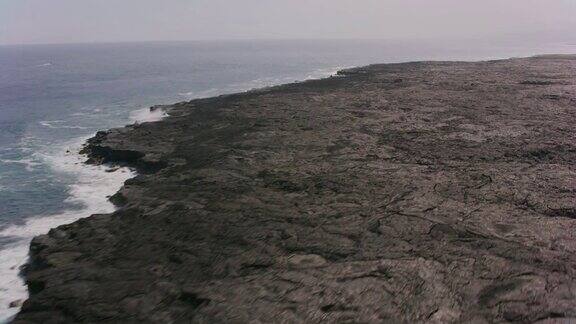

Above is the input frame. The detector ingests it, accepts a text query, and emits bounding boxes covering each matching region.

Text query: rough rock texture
[14,56,576,323]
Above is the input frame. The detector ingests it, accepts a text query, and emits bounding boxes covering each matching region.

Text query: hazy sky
[1,0,575,45]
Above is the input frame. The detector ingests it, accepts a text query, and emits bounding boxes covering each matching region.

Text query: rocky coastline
[14,55,576,323]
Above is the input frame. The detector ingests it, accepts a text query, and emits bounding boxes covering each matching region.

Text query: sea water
[0,39,574,321]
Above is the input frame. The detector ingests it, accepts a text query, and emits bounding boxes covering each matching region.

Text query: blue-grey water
[0,39,574,321]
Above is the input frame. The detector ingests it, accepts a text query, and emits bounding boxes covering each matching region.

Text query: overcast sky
[1,0,575,45]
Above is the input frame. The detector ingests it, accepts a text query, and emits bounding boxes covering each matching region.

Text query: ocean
[0,39,574,321]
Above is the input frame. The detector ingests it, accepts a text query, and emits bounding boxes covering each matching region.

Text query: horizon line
[3,33,574,47]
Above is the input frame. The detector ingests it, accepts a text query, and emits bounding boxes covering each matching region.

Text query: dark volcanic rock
[14,55,576,323]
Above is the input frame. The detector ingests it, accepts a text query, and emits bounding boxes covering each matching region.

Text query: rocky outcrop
[14,56,576,323]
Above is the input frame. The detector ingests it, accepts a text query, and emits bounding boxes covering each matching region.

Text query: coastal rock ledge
[14,56,576,323]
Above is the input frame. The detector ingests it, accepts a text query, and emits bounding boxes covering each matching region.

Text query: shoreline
[0,66,345,323]
[0,137,134,323]
[13,55,576,322]
[0,109,169,323]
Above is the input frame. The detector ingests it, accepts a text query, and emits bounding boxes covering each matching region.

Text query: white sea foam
[0,158,41,172]
[39,120,88,130]
[177,66,345,102]
[129,107,168,123]
[0,137,134,322]
[305,66,347,80]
